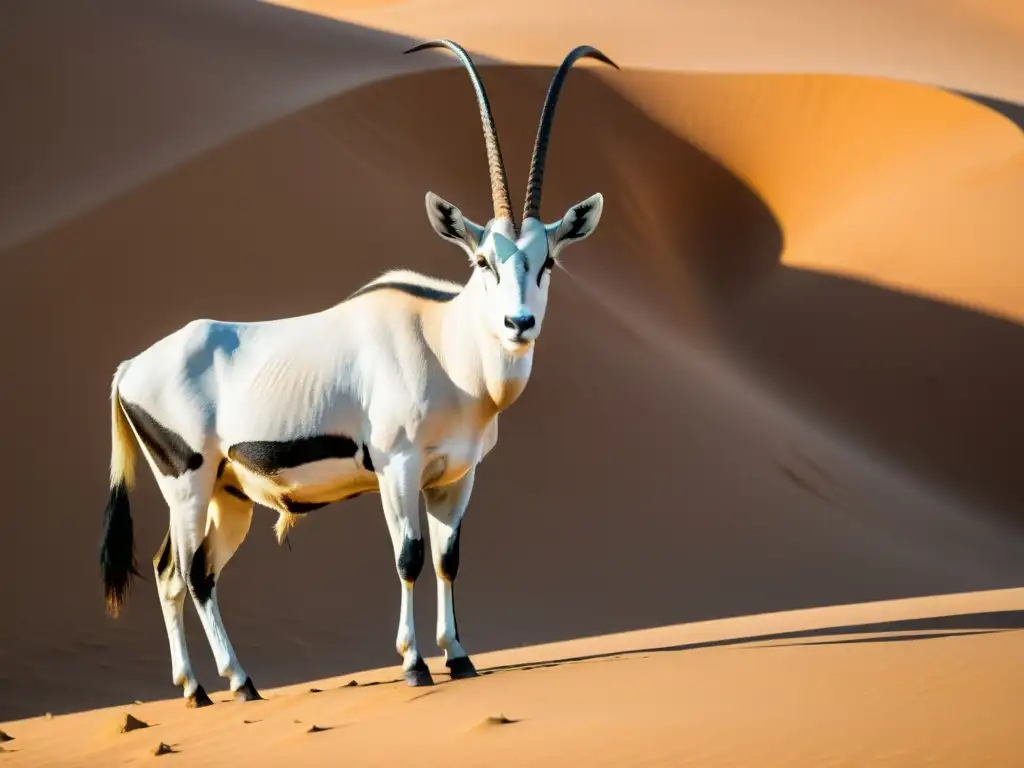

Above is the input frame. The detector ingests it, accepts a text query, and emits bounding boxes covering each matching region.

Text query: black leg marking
[397,537,425,584]
[186,685,213,708]
[439,523,461,582]
[120,400,203,477]
[100,480,139,617]
[452,582,461,645]
[446,654,478,680]
[234,677,263,702]
[361,443,375,473]
[154,529,173,579]
[223,485,250,502]
[187,542,215,606]
[228,435,359,476]
[403,656,434,687]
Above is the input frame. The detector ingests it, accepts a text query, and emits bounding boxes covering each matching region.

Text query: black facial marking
[187,542,215,605]
[120,400,204,478]
[361,443,375,473]
[223,485,250,502]
[475,255,498,281]
[347,281,459,303]
[564,202,593,241]
[439,523,461,582]
[537,255,555,286]
[228,435,359,476]
[216,459,227,480]
[154,529,174,580]
[397,537,425,583]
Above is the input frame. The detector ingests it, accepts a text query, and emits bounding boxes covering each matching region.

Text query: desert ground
[1,0,1022,765]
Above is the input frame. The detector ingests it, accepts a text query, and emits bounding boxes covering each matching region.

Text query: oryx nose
[504,313,536,333]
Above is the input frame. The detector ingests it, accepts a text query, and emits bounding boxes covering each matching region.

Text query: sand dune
[2,589,1022,765]
[1,0,1022,764]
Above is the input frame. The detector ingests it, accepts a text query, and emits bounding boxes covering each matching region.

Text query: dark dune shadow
[716,266,1024,529]
[0,0,433,250]
[952,89,1024,132]
[771,629,1003,647]
[1,18,1023,723]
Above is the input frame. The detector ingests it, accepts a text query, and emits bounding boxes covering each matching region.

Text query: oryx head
[406,40,617,354]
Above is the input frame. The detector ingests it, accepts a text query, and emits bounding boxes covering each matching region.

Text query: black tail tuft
[100,480,140,618]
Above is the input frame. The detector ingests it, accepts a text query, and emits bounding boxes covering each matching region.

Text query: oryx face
[408,40,615,354]
[424,192,604,354]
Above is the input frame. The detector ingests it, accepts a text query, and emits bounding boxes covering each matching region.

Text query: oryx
[99,39,616,706]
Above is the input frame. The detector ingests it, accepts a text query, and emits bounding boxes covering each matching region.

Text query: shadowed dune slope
[0,0,438,250]
[1,0,1023,731]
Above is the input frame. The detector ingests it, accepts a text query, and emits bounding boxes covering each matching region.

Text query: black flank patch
[188,542,215,605]
[282,498,331,515]
[346,281,459,303]
[223,485,250,502]
[120,400,204,478]
[228,435,359,476]
[397,537,425,583]
[361,443,375,473]
[439,523,462,583]
[537,255,555,286]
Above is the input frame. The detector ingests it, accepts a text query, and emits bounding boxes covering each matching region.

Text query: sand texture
[1,0,1022,764]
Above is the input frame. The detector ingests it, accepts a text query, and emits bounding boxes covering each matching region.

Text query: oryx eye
[475,255,499,283]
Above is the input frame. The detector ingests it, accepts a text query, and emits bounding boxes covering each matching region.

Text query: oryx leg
[423,467,478,680]
[182,482,260,703]
[153,485,254,706]
[378,452,432,686]
[153,527,207,706]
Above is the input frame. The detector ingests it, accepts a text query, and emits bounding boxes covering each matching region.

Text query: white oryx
[100,39,616,706]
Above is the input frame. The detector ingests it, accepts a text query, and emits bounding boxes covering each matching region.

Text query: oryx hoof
[403,657,434,687]
[446,656,479,680]
[234,677,263,702]
[185,684,214,708]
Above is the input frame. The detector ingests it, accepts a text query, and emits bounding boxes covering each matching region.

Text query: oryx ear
[545,193,604,259]
[425,191,485,259]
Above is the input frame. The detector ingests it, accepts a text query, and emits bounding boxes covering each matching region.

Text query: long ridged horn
[405,39,516,229]
[522,46,619,222]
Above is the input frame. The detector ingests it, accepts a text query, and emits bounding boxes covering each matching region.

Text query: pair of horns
[404,39,618,232]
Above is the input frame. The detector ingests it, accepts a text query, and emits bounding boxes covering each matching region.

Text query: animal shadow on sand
[475,609,1024,675]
